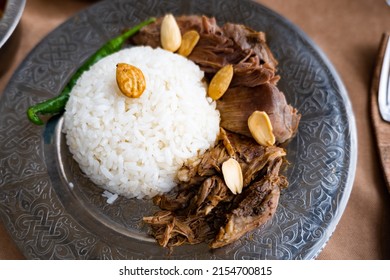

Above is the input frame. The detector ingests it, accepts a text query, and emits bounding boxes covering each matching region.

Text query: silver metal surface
[378,36,390,122]
[0,0,25,48]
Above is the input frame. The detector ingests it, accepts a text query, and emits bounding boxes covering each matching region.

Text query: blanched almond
[116,63,146,98]
[160,14,182,52]
[222,158,243,195]
[208,64,233,100]
[178,30,200,57]
[248,111,275,146]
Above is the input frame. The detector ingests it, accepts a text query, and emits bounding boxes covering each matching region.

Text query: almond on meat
[222,158,243,195]
[178,30,200,57]
[208,64,234,100]
[248,111,276,146]
[160,14,182,52]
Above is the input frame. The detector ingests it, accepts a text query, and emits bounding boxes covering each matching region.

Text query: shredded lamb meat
[143,130,288,248]
[217,83,300,143]
[135,15,300,249]
[132,15,300,144]
[132,15,279,88]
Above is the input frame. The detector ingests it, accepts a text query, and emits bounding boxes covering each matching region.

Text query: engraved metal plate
[0,0,357,259]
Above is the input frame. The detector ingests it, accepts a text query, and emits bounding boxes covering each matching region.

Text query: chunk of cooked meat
[176,141,229,188]
[132,15,300,144]
[220,129,286,186]
[177,129,286,188]
[144,176,233,247]
[131,15,278,87]
[222,22,278,70]
[193,175,234,216]
[153,175,232,214]
[153,189,194,212]
[216,83,301,143]
[143,131,287,249]
[210,180,280,248]
[143,210,212,247]
[210,158,285,248]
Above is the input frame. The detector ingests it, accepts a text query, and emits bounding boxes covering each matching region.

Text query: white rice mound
[63,46,220,199]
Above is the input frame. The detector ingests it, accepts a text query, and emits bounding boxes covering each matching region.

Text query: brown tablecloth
[1,0,390,260]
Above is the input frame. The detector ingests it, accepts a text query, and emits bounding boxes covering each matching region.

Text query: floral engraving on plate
[0,0,355,259]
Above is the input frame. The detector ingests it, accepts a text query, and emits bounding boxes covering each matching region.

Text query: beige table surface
[1,0,390,260]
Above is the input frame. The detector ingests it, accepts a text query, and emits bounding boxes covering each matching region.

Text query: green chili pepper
[27,17,156,125]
